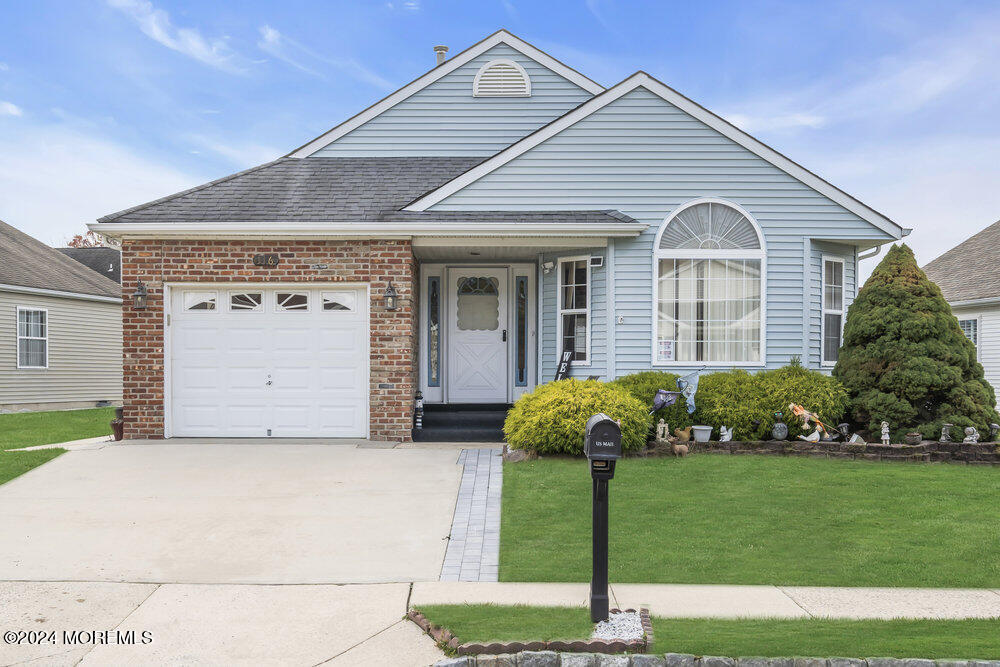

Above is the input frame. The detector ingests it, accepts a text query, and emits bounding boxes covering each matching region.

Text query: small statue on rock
[656,419,670,443]
[798,425,823,442]
[771,412,788,441]
[836,423,852,441]
[963,426,980,444]
[719,425,733,442]
[989,423,1000,442]
[672,442,689,457]
[939,423,954,443]
[673,426,692,442]
[880,421,890,445]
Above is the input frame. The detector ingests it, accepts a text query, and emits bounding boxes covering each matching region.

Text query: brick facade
[121,239,416,441]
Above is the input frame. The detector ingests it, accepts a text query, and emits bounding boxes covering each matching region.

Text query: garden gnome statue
[880,421,890,445]
[939,423,953,443]
[719,425,733,442]
[771,412,788,440]
[963,426,980,443]
[990,423,1000,441]
[836,423,852,441]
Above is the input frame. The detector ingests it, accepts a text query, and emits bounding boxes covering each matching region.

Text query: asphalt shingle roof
[0,221,121,299]
[97,157,637,227]
[923,219,1000,303]
[57,247,122,284]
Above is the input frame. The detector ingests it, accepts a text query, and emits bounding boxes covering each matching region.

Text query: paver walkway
[411,581,1000,619]
[440,448,503,582]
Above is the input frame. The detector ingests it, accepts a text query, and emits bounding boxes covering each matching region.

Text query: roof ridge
[97,157,289,223]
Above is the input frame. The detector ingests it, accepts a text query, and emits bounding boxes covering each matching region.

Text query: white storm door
[446,268,508,403]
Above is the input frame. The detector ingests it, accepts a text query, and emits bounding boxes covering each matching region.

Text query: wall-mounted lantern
[384,279,398,311]
[132,281,148,310]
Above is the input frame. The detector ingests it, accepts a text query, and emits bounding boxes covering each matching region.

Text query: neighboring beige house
[923,218,1000,397]
[0,220,122,412]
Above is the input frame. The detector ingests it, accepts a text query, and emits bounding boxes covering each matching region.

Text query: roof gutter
[88,221,648,240]
[947,296,1000,308]
[0,282,122,304]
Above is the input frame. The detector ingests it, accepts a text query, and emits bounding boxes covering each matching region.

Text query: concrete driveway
[0,443,463,584]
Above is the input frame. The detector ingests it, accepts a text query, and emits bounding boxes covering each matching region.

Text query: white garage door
[168,286,368,438]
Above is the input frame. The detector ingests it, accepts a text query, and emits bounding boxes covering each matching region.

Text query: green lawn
[0,407,113,485]
[501,456,1000,587]
[416,605,1000,659]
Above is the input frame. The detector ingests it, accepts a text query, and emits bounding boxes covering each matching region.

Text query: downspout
[858,246,881,262]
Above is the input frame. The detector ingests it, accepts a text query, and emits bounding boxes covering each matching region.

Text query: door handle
[502,329,507,342]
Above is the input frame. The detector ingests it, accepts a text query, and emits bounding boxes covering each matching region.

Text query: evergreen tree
[833,244,998,439]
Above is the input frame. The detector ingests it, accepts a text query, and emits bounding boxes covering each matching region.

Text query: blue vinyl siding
[309,44,594,157]
[540,250,608,380]
[431,87,892,375]
[808,241,857,369]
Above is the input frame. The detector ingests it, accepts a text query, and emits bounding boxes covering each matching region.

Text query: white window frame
[16,306,49,369]
[958,317,980,360]
[472,58,531,97]
[651,197,767,367]
[556,255,591,366]
[821,256,845,367]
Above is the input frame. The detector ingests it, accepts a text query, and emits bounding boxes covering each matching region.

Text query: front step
[414,403,510,442]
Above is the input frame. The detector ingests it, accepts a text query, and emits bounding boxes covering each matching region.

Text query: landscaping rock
[663,654,697,667]
[867,659,904,667]
[701,658,737,667]
[476,655,517,666]
[630,656,667,667]
[594,656,629,667]
[738,659,792,667]
[558,654,597,667]
[519,651,559,667]
[793,659,829,667]
[932,662,969,667]
[828,659,866,667]
[901,660,935,667]
[434,658,472,667]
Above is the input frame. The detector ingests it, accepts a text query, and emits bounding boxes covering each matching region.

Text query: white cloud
[107,0,245,74]
[0,62,9,71]
[257,25,392,90]
[0,122,201,246]
[184,134,282,168]
[0,101,23,117]
[724,112,825,133]
[384,1,419,11]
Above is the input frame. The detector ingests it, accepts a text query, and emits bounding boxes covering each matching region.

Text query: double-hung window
[822,258,845,364]
[958,318,979,358]
[654,199,765,364]
[557,257,590,364]
[17,307,48,369]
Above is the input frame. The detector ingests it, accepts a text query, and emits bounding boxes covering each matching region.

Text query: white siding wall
[309,44,594,157]
[0,291,122,408]
[950,303,1000,399]
[432,87,892,375]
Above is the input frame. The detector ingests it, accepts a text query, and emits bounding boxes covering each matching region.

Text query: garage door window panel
[184,292,218,311]
[322,291,356,312]
[230,292,263,311]
[277,292,309,311]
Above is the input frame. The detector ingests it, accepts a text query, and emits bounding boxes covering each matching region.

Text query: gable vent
[473,59,531,97]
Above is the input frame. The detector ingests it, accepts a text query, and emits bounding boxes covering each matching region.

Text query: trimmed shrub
[504,379,650,455]
[694,361,849,440]
[833,244,999,440]
[611,371,694,430]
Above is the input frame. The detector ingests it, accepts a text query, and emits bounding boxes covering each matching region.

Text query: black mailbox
[584,412,622,623]
[585,413,622,481]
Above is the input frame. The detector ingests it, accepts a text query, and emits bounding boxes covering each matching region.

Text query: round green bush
[610,371,694,431]
[694,361,849,440]
[503,379,650,455]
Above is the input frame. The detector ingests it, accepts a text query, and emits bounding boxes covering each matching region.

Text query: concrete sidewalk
[410,581,1000,619]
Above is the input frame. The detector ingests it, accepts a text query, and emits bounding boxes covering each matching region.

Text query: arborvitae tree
[833,244,998,440]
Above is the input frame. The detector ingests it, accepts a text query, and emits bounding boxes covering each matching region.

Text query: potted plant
[691,425,713,442]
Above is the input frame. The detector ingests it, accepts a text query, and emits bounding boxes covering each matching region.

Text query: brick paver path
[440,448,502,582]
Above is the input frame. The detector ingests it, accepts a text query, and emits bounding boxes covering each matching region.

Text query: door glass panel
[277,292,308,311]
[230,292,262,311]
[427,277,440,387]
[184,292,217,311]
[515,276,528,386]
[456,277,499,331]
[322,291,356,312]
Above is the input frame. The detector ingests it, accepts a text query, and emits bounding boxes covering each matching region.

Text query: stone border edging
[644,440,1000,465]
[408,608,651,655]
[434,653,1000,666]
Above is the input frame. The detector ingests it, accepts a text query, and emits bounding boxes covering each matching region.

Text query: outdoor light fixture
[132,281,148,310]
[542,261,555,274]
[384,279,398,311]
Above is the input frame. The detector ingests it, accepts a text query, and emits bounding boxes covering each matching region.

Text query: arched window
[653,199,765,365]
[473,59,531,97]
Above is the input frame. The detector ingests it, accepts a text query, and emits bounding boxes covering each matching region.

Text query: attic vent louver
[473,59,531,97]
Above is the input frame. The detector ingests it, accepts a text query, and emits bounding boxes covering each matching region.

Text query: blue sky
[1,0,999,278]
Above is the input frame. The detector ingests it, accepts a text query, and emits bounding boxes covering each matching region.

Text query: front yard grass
[416,605,1000,659]
[501,456,1000,587]
[0,407,113,485]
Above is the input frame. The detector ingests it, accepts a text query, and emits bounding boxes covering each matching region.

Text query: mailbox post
[584,413,622,623]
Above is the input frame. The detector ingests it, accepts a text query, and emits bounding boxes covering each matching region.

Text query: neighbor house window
[558,258,590,363]
[959,319,978,351]
[654,199,764,364]
[822,258,845,364]
[17,307,48,369]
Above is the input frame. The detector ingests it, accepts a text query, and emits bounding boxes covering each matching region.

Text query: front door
[446,267,508,403]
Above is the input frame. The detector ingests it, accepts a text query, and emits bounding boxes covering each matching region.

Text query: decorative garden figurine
[789,403,831,440]
[836,423,852,441]
[798,425,823,442]
[880,421,890,445]
[719,425,733,442]
[848,433,866,444]
[963,426,980,443]
[656,419,670,443]
[904,432,923,446]
[771,412,788,440]
[990,423,1000,441]
[939,424,953,443]
[673,426,692,442]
